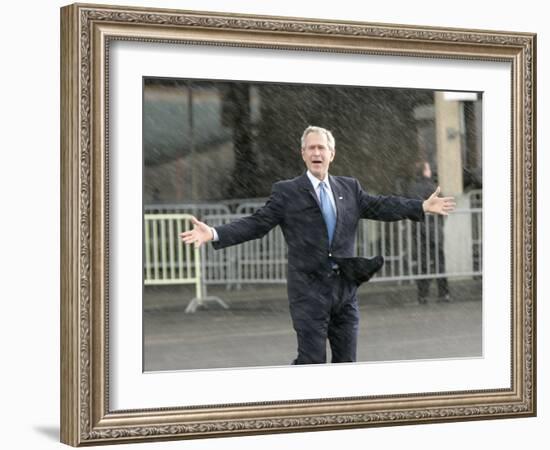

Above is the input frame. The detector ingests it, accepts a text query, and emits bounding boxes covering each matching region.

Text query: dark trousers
[290,270,360,365]
[414,222,449,299]
[416,277,449,299]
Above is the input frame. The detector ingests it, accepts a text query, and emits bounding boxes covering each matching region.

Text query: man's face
[301,132,335,180]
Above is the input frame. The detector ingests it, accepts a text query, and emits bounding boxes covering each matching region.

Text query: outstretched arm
[422,186,456,216]
[180,183,285,250]
[358,179,425,222]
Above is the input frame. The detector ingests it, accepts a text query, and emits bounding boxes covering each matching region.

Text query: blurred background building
[143,78,482,204]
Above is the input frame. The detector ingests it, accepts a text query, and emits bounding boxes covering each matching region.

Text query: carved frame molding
[61,3,536,446]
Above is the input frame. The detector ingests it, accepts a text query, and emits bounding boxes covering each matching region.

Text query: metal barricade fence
[143,213,228,312]
[144,213,200,286]
[201,214,242,287]
[144,202,483,290]
[203,214,287,289]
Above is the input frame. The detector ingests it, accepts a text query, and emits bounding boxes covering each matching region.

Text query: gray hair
[300,126,335,152]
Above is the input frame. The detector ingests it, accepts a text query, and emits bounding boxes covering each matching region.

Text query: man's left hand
[422,186,456,216]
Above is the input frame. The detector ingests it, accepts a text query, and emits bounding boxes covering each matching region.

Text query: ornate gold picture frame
[60,3,536,446]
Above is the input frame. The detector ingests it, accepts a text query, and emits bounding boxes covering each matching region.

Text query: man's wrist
[210,227,219,242]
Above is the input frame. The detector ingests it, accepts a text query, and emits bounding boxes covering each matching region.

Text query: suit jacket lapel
[297,172,321,209]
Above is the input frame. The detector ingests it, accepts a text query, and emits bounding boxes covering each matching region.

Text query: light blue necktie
[319,181,336,245]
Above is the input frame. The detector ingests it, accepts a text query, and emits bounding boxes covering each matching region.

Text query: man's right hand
[179,217,214,248]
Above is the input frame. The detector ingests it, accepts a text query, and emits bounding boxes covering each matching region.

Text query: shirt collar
[306,170,330,190]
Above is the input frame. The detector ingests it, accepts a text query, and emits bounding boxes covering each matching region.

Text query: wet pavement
[143,279,482,371]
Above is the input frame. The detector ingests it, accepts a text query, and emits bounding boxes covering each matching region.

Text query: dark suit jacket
[213,173,424,302]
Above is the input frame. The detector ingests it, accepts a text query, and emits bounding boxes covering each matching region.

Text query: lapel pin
[339,196,343,200]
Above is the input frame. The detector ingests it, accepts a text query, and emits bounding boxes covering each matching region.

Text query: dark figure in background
[409,161,451,304]
[181,127,455,364]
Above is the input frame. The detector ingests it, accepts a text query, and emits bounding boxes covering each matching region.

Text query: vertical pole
[195,243,203,303]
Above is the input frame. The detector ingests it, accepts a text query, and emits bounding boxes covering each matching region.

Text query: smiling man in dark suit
[181,126,455,365]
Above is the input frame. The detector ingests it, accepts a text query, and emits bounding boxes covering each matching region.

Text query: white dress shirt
[306,170,337,216]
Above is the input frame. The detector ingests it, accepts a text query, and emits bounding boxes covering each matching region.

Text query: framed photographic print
[141,78,482,372]
[60,3,536,446]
